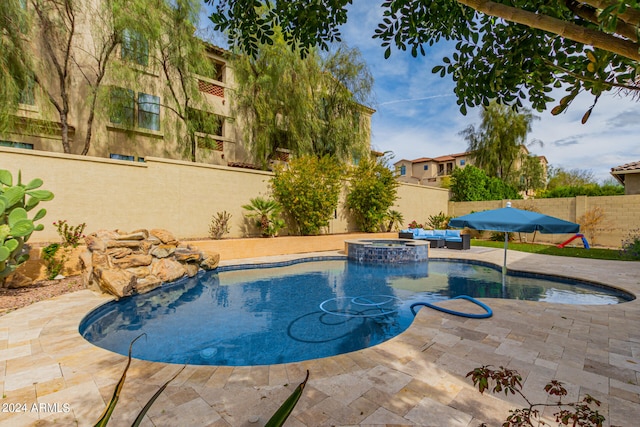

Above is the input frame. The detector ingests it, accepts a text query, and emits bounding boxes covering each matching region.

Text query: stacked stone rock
[80,229,220,298]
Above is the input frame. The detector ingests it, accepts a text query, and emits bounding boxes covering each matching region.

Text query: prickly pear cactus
[0,169,54,285]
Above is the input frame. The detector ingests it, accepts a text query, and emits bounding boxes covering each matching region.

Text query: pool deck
[1,247,640,426]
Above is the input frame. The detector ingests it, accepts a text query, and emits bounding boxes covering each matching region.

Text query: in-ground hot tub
[345,239,429,263]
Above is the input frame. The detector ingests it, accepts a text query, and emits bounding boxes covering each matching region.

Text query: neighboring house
[394,147,548,195]
[394,152,472,187]
[611,161,640,195]
[2,1,373,169]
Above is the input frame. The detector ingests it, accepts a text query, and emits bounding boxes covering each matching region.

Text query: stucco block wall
[449,195,640,247]
[394,183,450,227]
[1,148,450,243]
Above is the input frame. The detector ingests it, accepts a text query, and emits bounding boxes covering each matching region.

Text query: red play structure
[557,233,590,249]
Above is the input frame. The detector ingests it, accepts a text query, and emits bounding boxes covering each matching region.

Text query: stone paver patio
[1,247,639,426]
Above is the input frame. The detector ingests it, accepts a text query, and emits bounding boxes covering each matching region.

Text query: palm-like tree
[242,197,285,237]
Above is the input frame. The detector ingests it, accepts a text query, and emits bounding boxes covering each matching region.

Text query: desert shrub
[271,155,342,235]
[346,157,399,232]
[578,207,607,246]
[621,229,640,260]
[426,211,450,229]
[43,220,86,279]
[209,211,232,239]
[490,231,514,242]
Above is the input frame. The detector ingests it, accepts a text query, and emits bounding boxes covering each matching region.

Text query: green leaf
[131,366,186,427]
[10,219,34,238]
[4,238,18,253]
[25,178,43,190]
[33,208,47,222]
[26,190,54,201]
[0,246,9,263]
[93,334,146,427]
[0,170,12,186]
[265,370,309,427]
[3,186,25,208]
[8,207,27,227]
[0,198,5,216]
[384,46,391,59]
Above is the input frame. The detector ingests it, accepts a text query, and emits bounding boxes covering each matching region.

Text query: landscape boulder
[81,229,220,299]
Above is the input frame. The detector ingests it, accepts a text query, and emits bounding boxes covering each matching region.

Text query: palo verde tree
[460,101,541,185]
[208,0,640,121]
[229,32,373,169]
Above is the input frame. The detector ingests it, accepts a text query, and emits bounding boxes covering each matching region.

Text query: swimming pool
[80,259,633,366]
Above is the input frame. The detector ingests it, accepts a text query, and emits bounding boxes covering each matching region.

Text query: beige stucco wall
[4,147,636,249]
[1,148,450,243]
[625,174,640,195]
[449,195,640,248]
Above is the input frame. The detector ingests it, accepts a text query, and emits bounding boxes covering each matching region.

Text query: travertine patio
[1,247,639,426]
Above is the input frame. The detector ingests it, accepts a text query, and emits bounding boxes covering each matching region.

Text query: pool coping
[1,247,640,426]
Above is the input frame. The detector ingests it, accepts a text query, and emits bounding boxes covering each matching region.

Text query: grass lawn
[471,239,637,261]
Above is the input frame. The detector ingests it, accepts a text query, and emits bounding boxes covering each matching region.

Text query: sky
[201,2,640,183]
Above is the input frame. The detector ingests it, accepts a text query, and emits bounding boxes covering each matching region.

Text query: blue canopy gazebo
[448,203,580,276]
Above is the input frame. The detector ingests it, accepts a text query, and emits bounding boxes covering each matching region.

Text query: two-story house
[2,1,373,169]
[394,152,472,187]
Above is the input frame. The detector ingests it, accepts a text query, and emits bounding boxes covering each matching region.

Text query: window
[446,162,453,175]
[0,140,33,149]
[460,159,466,166]
[138,93,160,131]
[121,29,149,66]
[400,165,406,176]
[110,88,160,131]
[110,153,135,161]
[110,88,135,126]
[423,165,428,170]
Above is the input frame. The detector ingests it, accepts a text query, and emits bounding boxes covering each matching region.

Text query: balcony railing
[198,79,225,98]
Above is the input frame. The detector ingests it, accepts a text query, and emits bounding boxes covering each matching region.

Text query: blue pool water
[80,259,633,366]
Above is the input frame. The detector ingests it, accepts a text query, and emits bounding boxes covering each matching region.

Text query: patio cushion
[433,229,446,238]
[444,229,462,242]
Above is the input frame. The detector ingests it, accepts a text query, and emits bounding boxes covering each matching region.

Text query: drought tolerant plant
[95,335,309,427]
[620,229,640,260]
[426,211,450,230]
[209,211,232,239]
[42,220,86,279]
[0,169,53,286]
[407,220,423,229]
[271,155,342,235]
[346,156,399,232]
[242,197,285,237]
[384,209,404,232]
[578,207,607,246]
[468,365,605,427]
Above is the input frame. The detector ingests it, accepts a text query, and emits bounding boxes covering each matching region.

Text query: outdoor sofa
[399,228,471,250]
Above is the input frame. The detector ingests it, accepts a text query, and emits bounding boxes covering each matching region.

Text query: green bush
[271,155,342,235]
[539,184,624,198]
[621,229,640,260]
[450,165,520,202]
[346,157,399,232]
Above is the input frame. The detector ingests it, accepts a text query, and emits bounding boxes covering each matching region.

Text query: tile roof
[611,161,640,173]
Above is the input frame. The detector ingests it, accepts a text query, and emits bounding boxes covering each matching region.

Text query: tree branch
[457,0,640,61]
